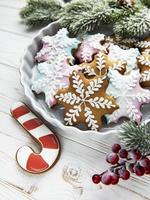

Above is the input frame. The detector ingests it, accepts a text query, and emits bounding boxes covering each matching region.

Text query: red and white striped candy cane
[11,102,60,174]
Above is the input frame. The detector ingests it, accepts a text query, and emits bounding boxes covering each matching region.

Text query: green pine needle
[141,0,150,8]
[20,0,63,26]
[60,1,136,36]
[114,8,150,38]
[20,0,150,38]
[120,121,150,155]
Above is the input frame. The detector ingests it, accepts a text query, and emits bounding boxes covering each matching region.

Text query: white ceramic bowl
[20,21,150,147]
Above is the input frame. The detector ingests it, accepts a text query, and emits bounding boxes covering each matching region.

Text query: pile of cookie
[31,28,150,131]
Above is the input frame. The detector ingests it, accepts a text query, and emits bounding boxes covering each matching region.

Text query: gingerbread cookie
[55,71,118,131]
[106,70,150,124]
[75,33,107,63]
[35,28,80,63]
[137,51,150,87]
[81,52,127,77]
[108,44,140,72]
[32,56,80,107]
[136,36,150,52]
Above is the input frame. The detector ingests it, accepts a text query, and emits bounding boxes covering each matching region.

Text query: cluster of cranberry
[92,144,150,185]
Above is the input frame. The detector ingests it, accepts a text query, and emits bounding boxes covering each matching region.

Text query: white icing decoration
[31,56,79,107]
[111,61,126,71]
[84,107,99,130]
[108,44,140,71]
[96,52,105,73]
[55,72,115,131]
[140,70,150,82]
[35,28,80,63]
[76,34,106,63]
[136,41,150,49]
[106,70,150,123]
[138,55,150,67]
[83,65,97,76]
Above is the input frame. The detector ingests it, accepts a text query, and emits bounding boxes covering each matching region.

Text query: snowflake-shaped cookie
[31,56,80,107]
[137,52,150,88]
[81,52,127,77]
[75,34,107,63]
[55,71,118,131]
[35,28,80,63]
[108,44,140,72]
[106,70,150,124]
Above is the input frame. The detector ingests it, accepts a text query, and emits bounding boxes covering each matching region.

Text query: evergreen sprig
[20,0,150,38]
[20,0,63,26]
[114,8,150,37]
[60,1,136,36]
[142,0,150,7]
[120,121,150,155]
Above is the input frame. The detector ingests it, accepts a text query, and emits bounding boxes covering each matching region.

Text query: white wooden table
[0,0,149,199]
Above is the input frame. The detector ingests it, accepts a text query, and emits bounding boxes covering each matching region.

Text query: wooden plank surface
[0,0,149,199]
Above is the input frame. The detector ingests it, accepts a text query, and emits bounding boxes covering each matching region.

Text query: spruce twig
[120,121,150,155]
[20,0,63,26]
[60,0,136,36]
[114,8,150,38]
[20,0,150,38]
[141,0,150,8]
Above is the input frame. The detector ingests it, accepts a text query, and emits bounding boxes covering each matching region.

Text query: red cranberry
[119,169,130,180]
[134,165,145,176]
[145,166,150,174]
[119,149,128,159]
[130,149,142,160]
[101,172,112,185]
[111,173,119,185]
[92,174,101,184]
[112,144,121,153]
[106,153,119,165]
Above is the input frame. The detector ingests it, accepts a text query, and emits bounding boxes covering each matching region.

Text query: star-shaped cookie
[108,44,140,72]
[75,34,107,63]
[106,70,150,124]
[55,71,118,131]
[137,51,150,88]
[35,28,80,63]
[81,52,127,77]
[31,56,80,107]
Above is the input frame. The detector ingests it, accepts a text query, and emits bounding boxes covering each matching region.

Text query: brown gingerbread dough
[55,71,119,131]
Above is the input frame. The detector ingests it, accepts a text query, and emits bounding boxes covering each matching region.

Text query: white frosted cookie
[32,56,80,107]
[35,28,80,63]
[108,44,140,72]
[106,70,150,123]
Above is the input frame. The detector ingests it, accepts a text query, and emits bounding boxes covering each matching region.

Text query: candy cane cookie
[11,102,60,174]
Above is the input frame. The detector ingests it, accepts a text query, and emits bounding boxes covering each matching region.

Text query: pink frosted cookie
[106,70,150,123]
[32,55,80,107]
[35,28,80,63]
[75,33,107,63]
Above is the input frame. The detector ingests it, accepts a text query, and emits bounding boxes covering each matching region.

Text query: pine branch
[20,0,63,26]
[120,121,150,155]
[141,0,150,8]
[20,0,150,38]
[60,1,137,36]
[114,7,150,38]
